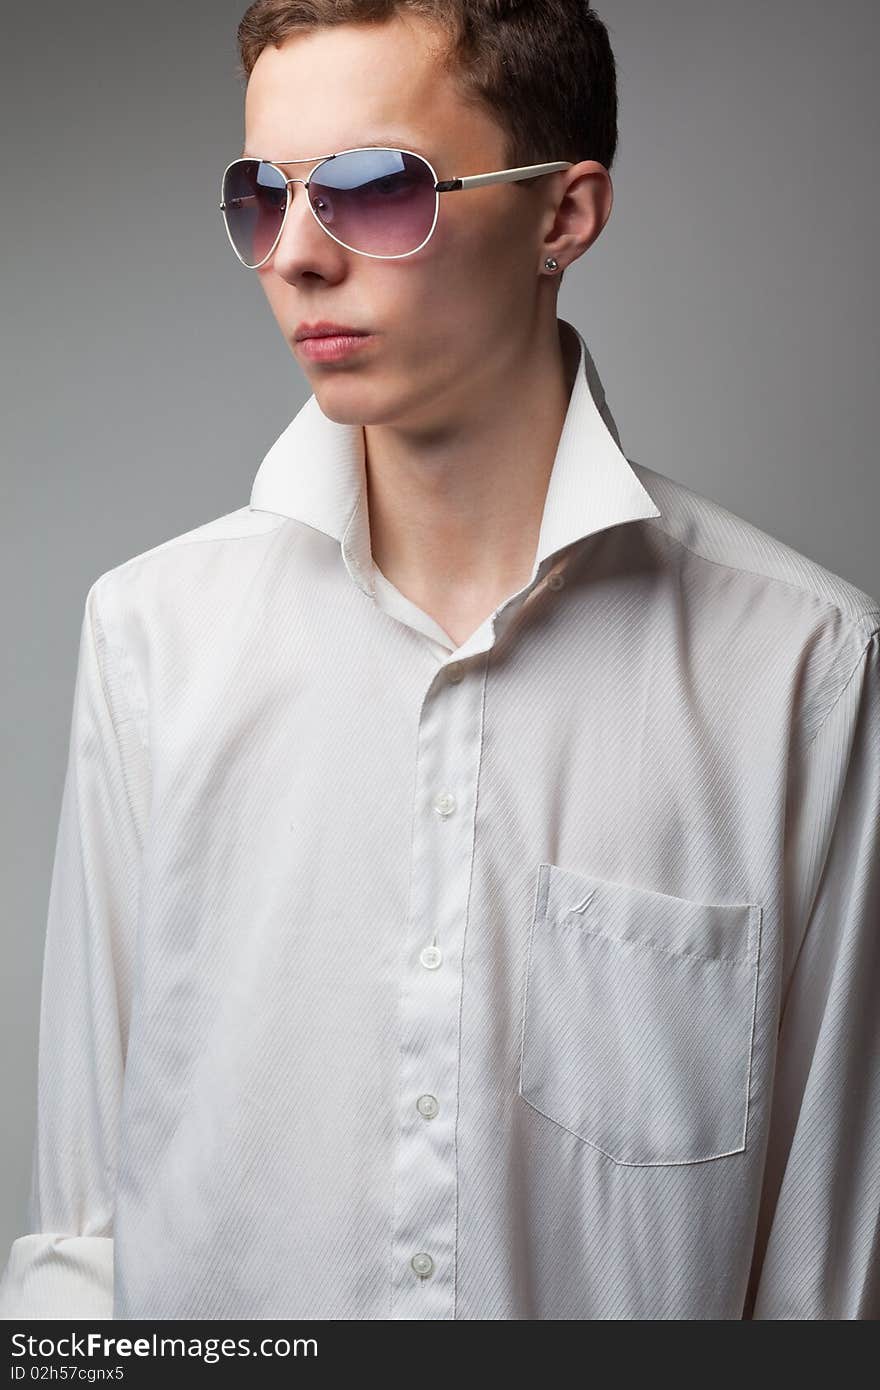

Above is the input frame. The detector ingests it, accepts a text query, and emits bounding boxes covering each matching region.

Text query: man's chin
[309,377,394,427]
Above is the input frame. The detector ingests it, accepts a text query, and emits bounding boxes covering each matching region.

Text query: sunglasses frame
[219,145,573,266]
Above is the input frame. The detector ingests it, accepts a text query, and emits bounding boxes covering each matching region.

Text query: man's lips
[294,332,377,362]
[293,321,371,341]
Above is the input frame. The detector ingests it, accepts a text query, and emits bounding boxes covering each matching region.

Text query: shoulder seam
[101,513,288,582]
[803,619,880,754]
[643,517,878,636]
[88,581,148,755]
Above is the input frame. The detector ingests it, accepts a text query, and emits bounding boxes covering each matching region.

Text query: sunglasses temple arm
[437,161,571,192]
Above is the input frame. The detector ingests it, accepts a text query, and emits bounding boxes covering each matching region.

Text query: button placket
[389,652,489,1317]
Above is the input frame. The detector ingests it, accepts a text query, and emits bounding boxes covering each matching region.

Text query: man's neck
[364,318,580,646]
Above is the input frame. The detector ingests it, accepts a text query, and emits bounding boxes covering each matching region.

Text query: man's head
[235,0,617,429]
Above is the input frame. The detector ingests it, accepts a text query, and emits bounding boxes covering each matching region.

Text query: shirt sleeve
[0,579,149,1320]
[745,623,880,1319]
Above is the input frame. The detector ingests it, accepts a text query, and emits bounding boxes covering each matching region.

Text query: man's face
[242,14,559,429]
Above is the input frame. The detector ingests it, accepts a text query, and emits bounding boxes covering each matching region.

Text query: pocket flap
[538,863,759,966]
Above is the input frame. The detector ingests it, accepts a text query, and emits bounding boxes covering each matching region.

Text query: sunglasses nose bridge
[271,175,326,261]
[280,176,309,214]
[274,176,306,230]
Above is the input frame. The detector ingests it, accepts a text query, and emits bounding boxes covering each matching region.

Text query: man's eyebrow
[239,135,435,163]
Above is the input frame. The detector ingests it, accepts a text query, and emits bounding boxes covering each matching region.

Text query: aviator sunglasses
[219,145,572,266]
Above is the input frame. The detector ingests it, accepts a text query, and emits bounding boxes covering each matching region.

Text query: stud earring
[544,257,559,272]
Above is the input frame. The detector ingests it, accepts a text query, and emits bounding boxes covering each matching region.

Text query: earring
[544,257,559,272]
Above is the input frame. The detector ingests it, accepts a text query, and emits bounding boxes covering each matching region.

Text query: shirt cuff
[0,1234,113,1320]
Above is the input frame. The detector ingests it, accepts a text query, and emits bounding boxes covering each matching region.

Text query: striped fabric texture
[1,318,878,1319]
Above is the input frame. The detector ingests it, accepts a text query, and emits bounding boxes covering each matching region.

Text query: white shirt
[2,317,878,1321]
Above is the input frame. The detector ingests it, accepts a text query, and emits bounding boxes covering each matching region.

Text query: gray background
[2,1,878,1254]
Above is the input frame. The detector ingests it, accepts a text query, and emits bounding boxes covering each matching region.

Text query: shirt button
[420,944,442,969]
[417,1093,439,1119]
[547,571,565,590]
[445,661,464,683]
[411,1252,434,1278]
[432,791,456,817]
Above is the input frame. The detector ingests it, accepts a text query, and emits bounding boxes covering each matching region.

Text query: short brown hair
[235,0,618,173]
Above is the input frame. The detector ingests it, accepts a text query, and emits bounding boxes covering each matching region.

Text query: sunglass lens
[309,149,437,256]
[221,159,288,267]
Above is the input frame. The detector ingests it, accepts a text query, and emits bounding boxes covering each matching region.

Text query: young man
[1,1,878,1321]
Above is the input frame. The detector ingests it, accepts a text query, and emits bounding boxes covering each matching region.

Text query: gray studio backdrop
[2,1,878,1257]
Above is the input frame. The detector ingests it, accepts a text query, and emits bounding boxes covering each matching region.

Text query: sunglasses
[219,145,572,266]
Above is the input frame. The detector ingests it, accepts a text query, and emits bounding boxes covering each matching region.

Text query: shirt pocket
[517,862,764,1167]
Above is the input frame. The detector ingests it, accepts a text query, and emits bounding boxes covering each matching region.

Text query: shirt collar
[249,316,662,601]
